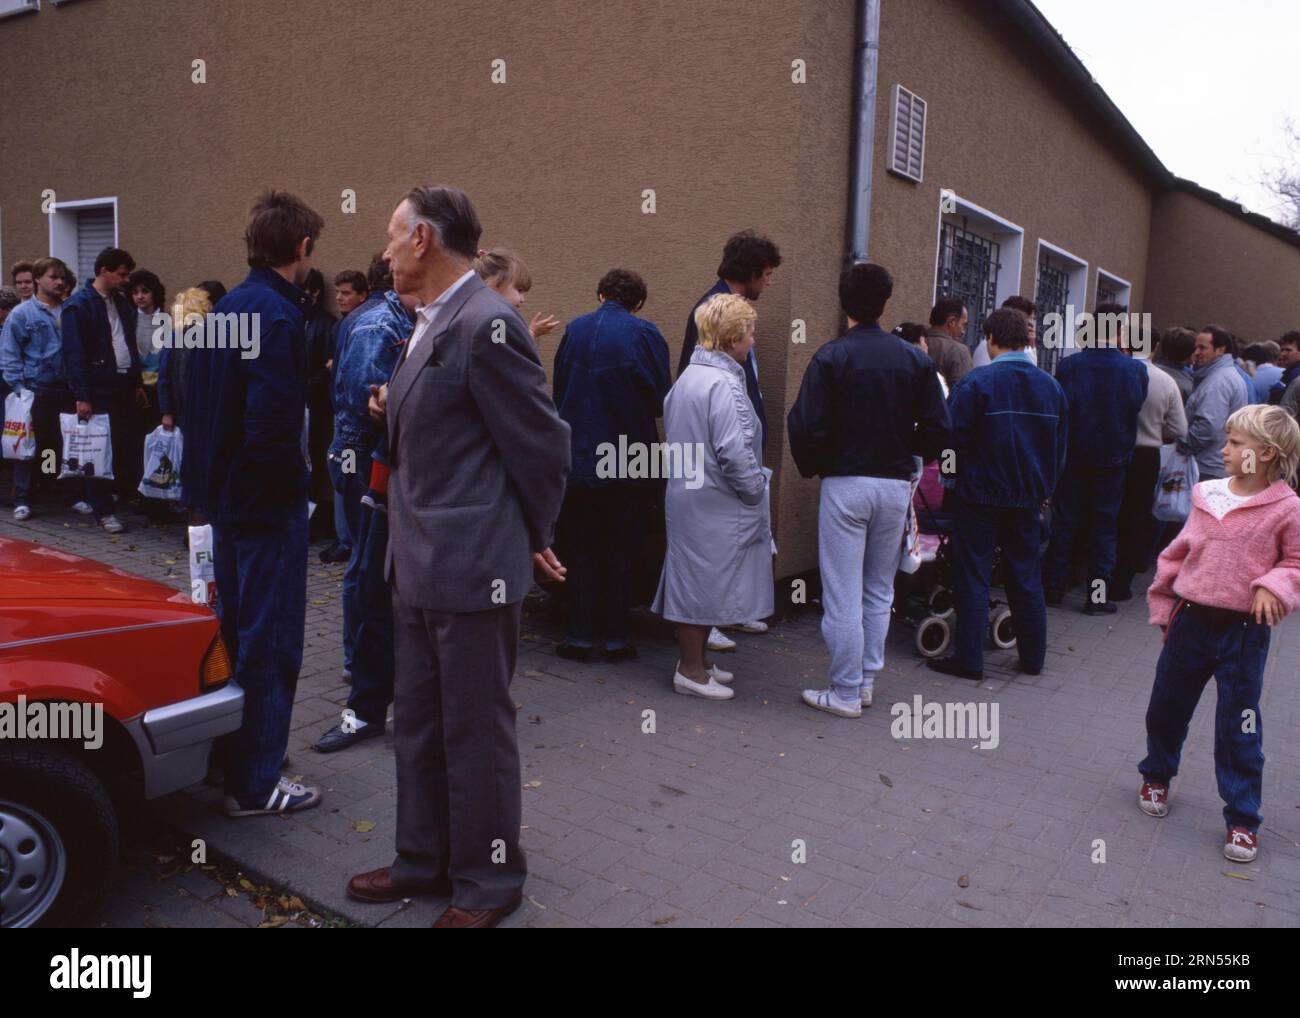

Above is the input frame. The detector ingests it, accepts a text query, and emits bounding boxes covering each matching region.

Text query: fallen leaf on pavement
[352,820,376,833]
[957,874,970,888]
[879,773,894,788]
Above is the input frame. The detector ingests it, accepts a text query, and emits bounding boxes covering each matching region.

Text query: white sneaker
[707,663,734,684]
[673,669,734,700]
[801,687,862,718]
[98,515,125,534]
[859,687,873,708]
[223,775,322,817]
[730,620,769,634]
[71,500,95,515]
[707,627,736,652]
[13,505,31,521]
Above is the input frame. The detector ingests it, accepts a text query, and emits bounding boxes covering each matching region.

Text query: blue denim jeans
[818,475,912,699]
[328,450,367,673]
[1138,600,1269,831]
[346,499,394,724]
[212,503,309,803]
[951,498,1047,673]
[1045,461,1127,594]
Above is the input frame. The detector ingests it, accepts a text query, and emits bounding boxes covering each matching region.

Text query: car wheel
[915,615,952,658]
[0,746,119,928]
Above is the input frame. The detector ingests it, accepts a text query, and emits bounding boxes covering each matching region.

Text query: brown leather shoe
[347,866,451,903]
[431,898,522,928]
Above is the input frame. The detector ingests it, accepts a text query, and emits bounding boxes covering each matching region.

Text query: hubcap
[0,800,67,928]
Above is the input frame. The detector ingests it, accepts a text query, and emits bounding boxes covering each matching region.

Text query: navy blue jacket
[1270,363,1300,405]
[553,300,672,484]
[181,268,310,526]
[60,281,142,404]
[788,324,951,480]
[677,278,768,449]
[1053,347,1149,468]
[947,352,1069,508]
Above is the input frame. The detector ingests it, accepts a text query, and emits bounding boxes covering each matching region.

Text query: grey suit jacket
[385,273,570,612]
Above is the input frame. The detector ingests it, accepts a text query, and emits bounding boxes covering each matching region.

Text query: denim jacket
[0,296,66,393]
[947,352,1069,508]
[1053,346,1148,467]
[60,281,142,403]
[330,290,412,453]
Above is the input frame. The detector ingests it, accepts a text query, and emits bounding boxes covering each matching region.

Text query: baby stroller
[895,464,1018,658]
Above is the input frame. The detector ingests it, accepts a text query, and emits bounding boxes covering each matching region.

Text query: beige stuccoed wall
[1145,190,1300,341]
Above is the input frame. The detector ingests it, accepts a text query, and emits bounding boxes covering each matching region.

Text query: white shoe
[707,627,737,652]
[673,669,734,700]
[13,505,31,521]
[801,687,862,718]
[98,514,125,534]
[859,688,873,708]
[707,663,734,684]
[71,500,95,515]
[730,620,769,634]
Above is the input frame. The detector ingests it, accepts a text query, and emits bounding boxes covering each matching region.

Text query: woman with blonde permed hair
[473,247,560,340]
[1139,403,1300,865]
[651,292,773,700]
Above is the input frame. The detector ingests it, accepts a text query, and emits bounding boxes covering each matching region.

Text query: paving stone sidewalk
[5,506,1298,928]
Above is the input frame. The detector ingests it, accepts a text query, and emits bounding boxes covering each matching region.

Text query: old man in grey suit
[346,185,570,928]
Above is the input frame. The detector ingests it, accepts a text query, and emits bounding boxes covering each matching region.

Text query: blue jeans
[328,450,366,672]
[1139,600,1269,831]
[818,475,911,699]
[212,503,309,803]
[1045,461,1127,594]
[346,500,394,725]
[951,498,1047,672]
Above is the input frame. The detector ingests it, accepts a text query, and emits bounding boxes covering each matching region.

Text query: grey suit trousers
[389,586,526,909]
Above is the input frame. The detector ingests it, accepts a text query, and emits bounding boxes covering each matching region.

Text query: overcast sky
[1033,0,1296,222]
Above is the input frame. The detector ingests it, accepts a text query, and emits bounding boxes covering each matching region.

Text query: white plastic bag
[188,524,218,606]
[138,425,183,500]
[2,389,36,460]
[1152,445,1198,522]
[898,456,924,574]
[58,412,113,480]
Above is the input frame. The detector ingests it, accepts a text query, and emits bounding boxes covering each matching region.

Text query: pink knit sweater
[1148,479,1300,627]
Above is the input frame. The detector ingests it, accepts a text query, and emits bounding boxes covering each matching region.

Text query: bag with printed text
[58,412,114,480]
[188,524,218,606]
[2,389,36,460]
[138,425,184,500]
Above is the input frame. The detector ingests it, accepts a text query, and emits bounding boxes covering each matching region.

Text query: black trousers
[556,482,649,648]
[1114,445,1161,594]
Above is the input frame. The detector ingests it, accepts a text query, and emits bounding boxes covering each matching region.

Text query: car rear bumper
[123,683,245,798]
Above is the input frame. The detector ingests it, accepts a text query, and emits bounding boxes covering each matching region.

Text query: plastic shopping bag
[58,412,114,480]
[898,456,924,574]
[138,425,184,500]
[188,524,218,606]
[2,389,36,460]
[1152,445,1198,522]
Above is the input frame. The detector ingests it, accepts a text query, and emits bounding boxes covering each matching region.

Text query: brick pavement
[5,503,1298,928]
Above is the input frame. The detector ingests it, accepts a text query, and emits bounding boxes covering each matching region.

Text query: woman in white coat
[652,293,774,699]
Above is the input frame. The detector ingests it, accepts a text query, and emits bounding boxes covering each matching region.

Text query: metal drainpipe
[848,0,882,263]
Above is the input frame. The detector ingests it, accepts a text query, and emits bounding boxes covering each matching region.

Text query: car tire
[0,745,119,928]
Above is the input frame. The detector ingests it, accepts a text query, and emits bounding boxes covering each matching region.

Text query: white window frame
[48,196,119,279]
[1035,239,1089,360]
[1095,266,1132,309]
[932,189,1025,331]
[887,84,927,184]
[0,0,39,21]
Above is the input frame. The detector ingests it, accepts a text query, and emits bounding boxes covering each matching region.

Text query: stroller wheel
[915,615,951,658]
[990,606,1017,649]
[926,586,955,619]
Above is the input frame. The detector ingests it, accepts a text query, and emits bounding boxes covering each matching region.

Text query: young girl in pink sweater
[1139,404,1300,863]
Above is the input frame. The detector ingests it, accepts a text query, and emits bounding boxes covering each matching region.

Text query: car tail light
[200,631,233,691]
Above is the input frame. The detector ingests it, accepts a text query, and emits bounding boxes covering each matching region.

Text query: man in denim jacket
[928,308,1068,680]
[315,258,414,753]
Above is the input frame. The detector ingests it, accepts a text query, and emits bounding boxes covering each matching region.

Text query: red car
[0,536,242,928]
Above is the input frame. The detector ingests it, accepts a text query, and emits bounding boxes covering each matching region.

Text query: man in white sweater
[1112,330,1187,600]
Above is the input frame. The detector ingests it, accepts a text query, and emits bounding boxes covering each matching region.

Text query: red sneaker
[1138,781,1169,817]
[1224,827,1258,863]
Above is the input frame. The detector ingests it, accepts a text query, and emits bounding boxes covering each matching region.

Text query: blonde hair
[1225,404,1300,486]
[473,247,532,292]
[172,286,212,329]
[694,292,756,352]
